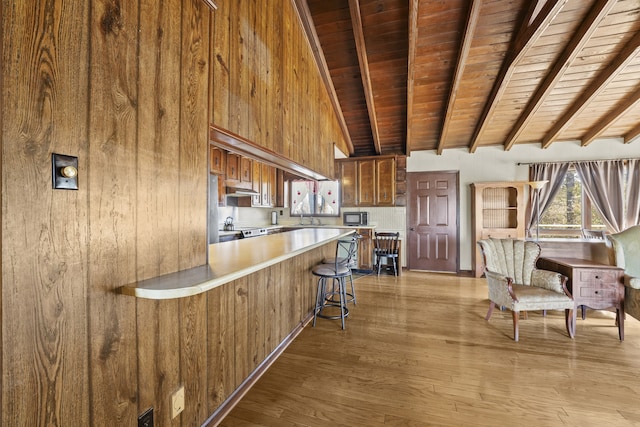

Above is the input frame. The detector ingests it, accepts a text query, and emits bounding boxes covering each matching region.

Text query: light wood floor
[220,271,640,426]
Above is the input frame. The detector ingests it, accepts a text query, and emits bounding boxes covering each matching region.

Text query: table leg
[618,302,625,341]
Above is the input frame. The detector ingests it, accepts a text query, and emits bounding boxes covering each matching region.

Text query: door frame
[406,170,460,273]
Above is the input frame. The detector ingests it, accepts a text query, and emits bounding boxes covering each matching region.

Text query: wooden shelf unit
[471,181,527,277]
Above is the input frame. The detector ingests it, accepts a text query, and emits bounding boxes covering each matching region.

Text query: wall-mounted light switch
[52,153,78,190]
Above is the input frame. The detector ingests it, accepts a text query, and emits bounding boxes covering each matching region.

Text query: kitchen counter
[119,227,354,299]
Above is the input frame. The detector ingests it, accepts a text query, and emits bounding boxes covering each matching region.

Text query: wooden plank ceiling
[301,0,640,157]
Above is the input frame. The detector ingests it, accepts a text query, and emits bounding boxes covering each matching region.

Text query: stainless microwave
[343,211,368,226]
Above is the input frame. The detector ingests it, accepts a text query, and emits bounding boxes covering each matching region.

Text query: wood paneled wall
[1,0,343,425]
[211,0,348,178]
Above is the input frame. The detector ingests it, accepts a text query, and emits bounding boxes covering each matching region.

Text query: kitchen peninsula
[120,227,354,299]
[119,227,355,423]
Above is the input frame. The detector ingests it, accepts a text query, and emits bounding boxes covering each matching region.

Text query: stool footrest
[315,303,349,320]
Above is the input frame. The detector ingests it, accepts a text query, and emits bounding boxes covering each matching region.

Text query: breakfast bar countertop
[119,227,354,300]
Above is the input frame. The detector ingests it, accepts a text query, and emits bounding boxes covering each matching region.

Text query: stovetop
[240,228,268,238]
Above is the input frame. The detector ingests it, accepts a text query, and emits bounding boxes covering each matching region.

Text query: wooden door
[407,171,459,272]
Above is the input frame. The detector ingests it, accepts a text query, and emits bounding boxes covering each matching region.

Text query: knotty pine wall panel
[135,0,182,423]
[178,1,211,425]
[87,0,141,424]
[211,0,231,130]
[2,0,346,425]
[211,0,346,179]
[1,1,91,425]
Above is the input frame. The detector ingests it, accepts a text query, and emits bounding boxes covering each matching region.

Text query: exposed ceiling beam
[581,85,640,147]
[292,0,355,155]
[525,0,549,26]
[504,0,616,151]
[624,121,640,144]
[468,0,565,153]
[513,0,566,55]
[542,30,640,148]
[406,0,418,156]
[437,0,481,155]
[349,0,381,155]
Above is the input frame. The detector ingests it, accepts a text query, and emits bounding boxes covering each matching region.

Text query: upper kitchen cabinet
[226,153,240,181]
[261,163,272,207]
[339,161,358,206]
[252,160,262,206]
[241,157,252,183]
[337,155,404,207]
[358,160,376,206]
[210,145,226,175]
[375,158,396,206]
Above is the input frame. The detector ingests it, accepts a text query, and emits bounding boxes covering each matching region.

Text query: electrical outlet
[138,407,153,427]
[171,386,185,419]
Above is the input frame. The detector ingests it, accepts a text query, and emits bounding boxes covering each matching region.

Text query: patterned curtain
[527,162,570,237]
[574,160,626,233]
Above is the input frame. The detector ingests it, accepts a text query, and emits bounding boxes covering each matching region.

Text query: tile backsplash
[216,205,407,266]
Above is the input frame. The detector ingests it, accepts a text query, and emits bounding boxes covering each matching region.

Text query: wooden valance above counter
[119,228,354,300]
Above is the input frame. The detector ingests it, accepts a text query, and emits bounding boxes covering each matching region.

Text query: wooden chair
[374,232,400,276]
[478,238,575,341]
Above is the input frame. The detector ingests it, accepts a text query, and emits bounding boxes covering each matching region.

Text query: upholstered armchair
[478,238,575,341]
[608,225,640,321]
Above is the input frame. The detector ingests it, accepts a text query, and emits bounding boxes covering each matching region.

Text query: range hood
[226,186,259,197]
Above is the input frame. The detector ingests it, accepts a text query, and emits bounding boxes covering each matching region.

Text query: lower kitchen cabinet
[356,228,373,271]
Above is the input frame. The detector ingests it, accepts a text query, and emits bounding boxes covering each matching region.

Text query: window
[539,167,605,238]
[290,180,341,216]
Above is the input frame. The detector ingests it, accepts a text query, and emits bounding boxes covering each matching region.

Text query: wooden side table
[538,257,625,340]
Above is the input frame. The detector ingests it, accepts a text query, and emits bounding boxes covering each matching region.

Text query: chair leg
[485,301,495,321]
[512,310,519,342]
[392,257,397,276]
